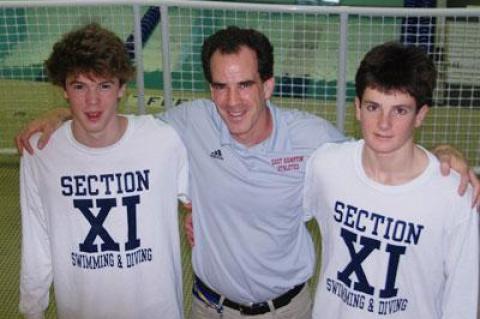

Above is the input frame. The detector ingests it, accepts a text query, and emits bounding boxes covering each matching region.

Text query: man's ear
[263,77,275,100]
[415,104,429,128]
[209,83,215,100]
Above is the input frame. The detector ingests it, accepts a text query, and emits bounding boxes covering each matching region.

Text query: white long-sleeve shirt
[20,115,188,319]
[304,140,479,319]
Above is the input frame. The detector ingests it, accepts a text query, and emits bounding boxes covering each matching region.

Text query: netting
[1,3,479,168]
[1,1,479,318]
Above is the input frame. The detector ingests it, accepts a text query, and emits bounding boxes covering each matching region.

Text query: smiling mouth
[227,110,245,122]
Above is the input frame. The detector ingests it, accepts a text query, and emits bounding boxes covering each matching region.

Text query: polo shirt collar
[216,101,292,152]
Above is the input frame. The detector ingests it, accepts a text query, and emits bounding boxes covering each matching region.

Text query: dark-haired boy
[304,42,479,319]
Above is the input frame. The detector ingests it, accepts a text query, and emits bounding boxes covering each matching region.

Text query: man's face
[355,87,428,156]
[209,46,275,146]
[64,73,125,147]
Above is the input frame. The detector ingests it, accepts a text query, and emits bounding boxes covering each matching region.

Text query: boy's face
[64,73,125,146]
[355,87,428,156]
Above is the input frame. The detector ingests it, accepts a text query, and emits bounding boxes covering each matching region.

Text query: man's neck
[361,143,429,185]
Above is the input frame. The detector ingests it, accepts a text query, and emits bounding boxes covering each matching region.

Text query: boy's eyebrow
[66,78,116,85]
[361,99,379,105]
[98,80,115,85]
[361,98,414,108]
[99,78,116,83]
[66,79,83,85]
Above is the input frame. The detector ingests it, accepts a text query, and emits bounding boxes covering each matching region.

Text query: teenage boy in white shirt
[304,42,479,319]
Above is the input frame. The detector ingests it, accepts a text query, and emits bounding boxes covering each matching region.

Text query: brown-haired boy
[19,23,188,319]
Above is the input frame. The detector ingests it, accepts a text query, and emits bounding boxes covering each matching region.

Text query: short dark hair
[201,26,274,83]
[45,23,135,87]
[355,42,437,109]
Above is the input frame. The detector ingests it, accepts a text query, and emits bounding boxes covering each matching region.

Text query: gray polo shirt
[161,99,345,304]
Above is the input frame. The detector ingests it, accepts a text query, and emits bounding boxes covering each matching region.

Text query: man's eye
[365,104,377,111]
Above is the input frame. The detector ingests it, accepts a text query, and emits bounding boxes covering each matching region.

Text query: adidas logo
[210,149,223,160]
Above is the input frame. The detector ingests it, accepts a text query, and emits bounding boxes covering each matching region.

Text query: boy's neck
[361,143,429,185]
[72,115,127,148]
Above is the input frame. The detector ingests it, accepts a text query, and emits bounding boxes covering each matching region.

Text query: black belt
[193,275,305,316]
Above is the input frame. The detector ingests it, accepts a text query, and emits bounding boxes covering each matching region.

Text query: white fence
[0,0,479,171]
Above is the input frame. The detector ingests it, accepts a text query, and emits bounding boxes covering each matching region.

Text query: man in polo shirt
[16,26,480,319]
[164,27,345,318]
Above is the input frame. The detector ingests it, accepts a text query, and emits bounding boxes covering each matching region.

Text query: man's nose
[227,88,240,106]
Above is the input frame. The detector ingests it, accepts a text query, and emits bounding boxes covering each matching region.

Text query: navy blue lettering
[124,172,135,193]
[123,195,141,251]
[392,220,406,242]
[115,173,123,194]
[383,217,394,240]
[74,175,87,196]
[334,201,344,222]
[380,243,406,298]
[61,176,73,196]
[326,278,332,291]
[126,248,152,268]
[333,202,424,246]
[74,198,120,253]
[356,209,368,232]
[344,205,356,228]
[99,174,114,195]
[87,175,99,196]
[61,170,150,196]
[370,213,385,236]
[405,223,424,245]
[136,170,150,191]
[337,228,380,295]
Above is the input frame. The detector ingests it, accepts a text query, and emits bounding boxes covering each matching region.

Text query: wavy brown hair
[45,23,135,87]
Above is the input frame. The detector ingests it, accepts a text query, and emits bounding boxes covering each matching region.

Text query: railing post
[336,11,348,133]
[132,4,146,114]
[160,4,173,110]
